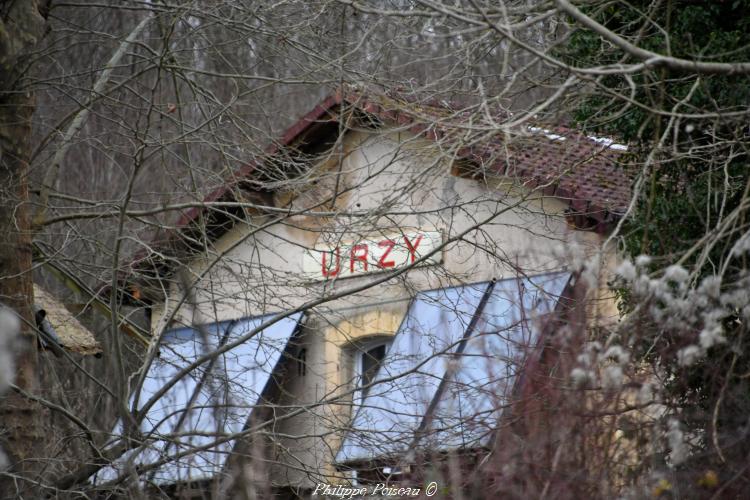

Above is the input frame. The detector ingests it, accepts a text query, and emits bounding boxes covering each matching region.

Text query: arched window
[352,337,392,403]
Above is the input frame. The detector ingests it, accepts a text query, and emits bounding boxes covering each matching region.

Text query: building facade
[97,90,631,497]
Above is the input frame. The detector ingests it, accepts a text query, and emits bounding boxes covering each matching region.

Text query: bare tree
[0,1,748,498]
[0,1,48,491]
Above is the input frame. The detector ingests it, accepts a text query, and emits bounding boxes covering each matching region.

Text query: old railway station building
[92,88,631,497]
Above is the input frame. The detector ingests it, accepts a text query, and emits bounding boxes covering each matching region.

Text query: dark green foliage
[562,0,750,491]
[562,0,750,287]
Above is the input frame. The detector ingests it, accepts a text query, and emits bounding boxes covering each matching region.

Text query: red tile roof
[344,89,632,218]
[128,87,633,275]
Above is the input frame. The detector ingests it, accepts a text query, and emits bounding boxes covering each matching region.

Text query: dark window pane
[361,344,387,397]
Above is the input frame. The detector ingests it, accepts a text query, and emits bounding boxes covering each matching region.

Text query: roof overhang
[124,86,632,295]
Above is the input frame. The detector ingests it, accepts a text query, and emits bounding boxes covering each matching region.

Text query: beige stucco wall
[148,127,620,488]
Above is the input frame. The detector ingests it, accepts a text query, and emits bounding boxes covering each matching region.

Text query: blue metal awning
[335,272,571,464]
[93,312,302,485]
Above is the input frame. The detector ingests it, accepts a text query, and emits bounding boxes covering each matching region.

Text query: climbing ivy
[561,0,750,489]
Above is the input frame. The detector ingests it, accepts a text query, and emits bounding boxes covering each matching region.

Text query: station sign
[302,231,442,281]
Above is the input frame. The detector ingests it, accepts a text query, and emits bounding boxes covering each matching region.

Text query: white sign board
[302,231,442,281]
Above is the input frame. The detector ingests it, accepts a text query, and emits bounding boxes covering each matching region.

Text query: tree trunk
[0,1,47,496]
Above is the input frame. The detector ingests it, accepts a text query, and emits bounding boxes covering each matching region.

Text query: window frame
[352,336,393,405]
